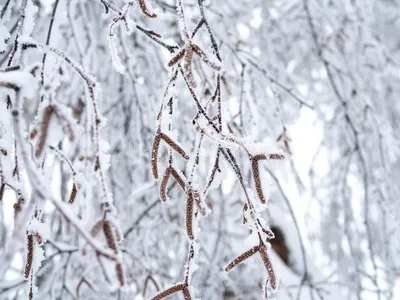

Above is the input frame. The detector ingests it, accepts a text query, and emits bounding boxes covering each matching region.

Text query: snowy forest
[1,0,400,299]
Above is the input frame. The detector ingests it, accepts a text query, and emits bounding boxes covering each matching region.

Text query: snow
[0,0,399,299]
[22,0,38,38]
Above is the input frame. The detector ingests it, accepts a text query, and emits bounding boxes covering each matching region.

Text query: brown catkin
[225,245,260,272]
[160,133,189,160]
[103,221,117,254]
[160,168,171,202]
[269,153,284,160]
[186,190,194,240]
[151,132,162,179]
[168,48,186,67]
[115,263,124,287]
[139,0,157,18]
[68,182,77,204]
[184,45,196,88]
[35,106,54,158]
[259,245,277,290]
[252,159,266,204]
[24,234,34,279]
[253,154,267,161]
[191,44,222,71]
[170,167,186,190]
[182,286,192,300]
[151,284,184,300]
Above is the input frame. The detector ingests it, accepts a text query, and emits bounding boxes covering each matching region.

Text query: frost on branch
[2,0,395,299]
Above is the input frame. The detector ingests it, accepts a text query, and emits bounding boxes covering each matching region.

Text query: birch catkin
[252,158,266,204]
[160,133,189,160]
[151,132,162,179]
[139,0,157,18]
[160,168,172,202]
[24,234,34,279]
[103,221,117,253]
[225,245,260,272]
[35,106,53,158]
[116,263,125,287]
[68,182,77,204]
[170,167,186,190]
[186,190,194,240]
[168,48,186,67]
[259,245,277,290]
[182,286,192,300]
[151,284,184,300]
[184,45,196,88]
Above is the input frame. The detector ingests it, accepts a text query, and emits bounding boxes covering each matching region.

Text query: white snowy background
[1,0,400,299]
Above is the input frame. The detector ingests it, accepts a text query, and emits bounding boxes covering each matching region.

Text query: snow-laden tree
[0,0,399,299]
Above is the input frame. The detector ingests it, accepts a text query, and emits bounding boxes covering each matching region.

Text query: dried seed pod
[160,133,189,160]
[0,148,7,155]
[116,263,125,287]
[35,106,54,158]
[184,45,196,88]
[151,283,184,300]
[168,48,186,67]
[24,234,34,279]
[170,167,186,190]
[225,245,260,272]
[68,182,77,204]
[182,286,192,300]
[251,158,266,204]
[151,131,162,179]
[103,221,117,254]
[259,245,277,290]
[139,0,157,18]
[160,168,172,202]
[186,189,194,240]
